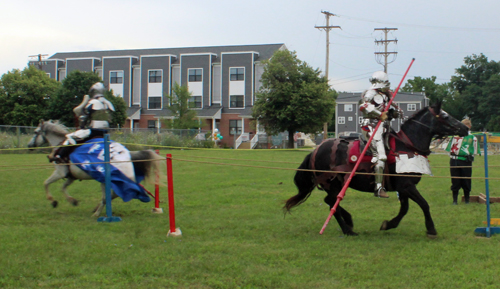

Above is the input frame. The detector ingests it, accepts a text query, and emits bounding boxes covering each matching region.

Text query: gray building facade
[29,44,286,147]
[335,92,429,137]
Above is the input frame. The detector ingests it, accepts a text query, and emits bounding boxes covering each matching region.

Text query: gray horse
[28,120,163,217]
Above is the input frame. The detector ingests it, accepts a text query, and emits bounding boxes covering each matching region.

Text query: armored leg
[369,127,388,198]
[374,159,389,198]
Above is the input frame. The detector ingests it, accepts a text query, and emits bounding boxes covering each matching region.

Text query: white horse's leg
[43,166,68,208]
[92,183,106,217]
[61,178,79,206]
[92,185,120,217]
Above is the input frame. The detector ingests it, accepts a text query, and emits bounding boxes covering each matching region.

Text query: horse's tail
[284,153,316,213]
[130,150,165,185]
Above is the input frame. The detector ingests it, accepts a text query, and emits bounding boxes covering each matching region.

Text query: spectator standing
[445,119,480,204]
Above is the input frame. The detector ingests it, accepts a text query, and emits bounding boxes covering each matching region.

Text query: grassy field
[0,148,499,288]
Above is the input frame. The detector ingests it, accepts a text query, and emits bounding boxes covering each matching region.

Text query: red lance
[319,58,416,235]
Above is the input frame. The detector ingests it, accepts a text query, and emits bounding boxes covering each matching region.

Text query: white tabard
[395,154,433,176]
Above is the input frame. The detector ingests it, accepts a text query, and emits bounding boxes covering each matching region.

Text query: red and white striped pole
[319,58,415,235]
[166,153,182,237]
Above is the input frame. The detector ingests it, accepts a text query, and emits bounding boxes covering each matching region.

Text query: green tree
[449,54,500,130]
[45,71,102,126]
[401,76,451,103]
[480,74,500,131]
[105,90,127,128]
[252,49,335,148]
[0,66,60,126]
[162,83,200,129]
[45,71,126,127]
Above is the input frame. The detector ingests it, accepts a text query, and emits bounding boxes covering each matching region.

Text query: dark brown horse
[284,102,468,237]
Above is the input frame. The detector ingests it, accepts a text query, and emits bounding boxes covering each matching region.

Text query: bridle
[392,107,446,156]
[31,123,48,147]
[405,107,451,131]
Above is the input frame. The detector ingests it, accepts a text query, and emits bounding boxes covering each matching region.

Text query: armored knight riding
[49,82,115,162]
[359,71,403,198]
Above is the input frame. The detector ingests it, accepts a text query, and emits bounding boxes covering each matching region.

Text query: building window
[230,68,245,81]
[344,104,353,112]
[188,69,202,82]
[110,71,123,84]
[149,70,162,83]
[148,96,162,109]
[148,120,156,129]
[229,119,242,135]
[338,117,345,124]
[348,116,353,122]
[230,95,244,108]
[189,96,202,108]
[408,103,417,111]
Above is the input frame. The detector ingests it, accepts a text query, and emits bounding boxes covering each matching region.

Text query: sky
[2,0,500,92]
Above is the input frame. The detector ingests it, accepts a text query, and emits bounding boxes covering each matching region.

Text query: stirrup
[47,155,59,163]
[375,187,389,198]
[50,155,66,164]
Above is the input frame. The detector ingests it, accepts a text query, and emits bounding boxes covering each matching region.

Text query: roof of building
[49,43,286,65]
[337,91,427,103]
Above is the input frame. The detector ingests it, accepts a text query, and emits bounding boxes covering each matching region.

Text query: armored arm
[360,89,385,119]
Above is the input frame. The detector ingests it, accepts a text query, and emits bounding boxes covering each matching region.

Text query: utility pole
[29,53,48,70]
[315,11,341,140]
[374,28,398,73]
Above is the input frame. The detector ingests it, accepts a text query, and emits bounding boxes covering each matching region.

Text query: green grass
[1,149,499,288]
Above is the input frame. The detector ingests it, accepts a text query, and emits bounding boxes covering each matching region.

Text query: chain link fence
[0,125,214,154]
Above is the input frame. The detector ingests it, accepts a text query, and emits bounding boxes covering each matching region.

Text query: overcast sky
[2,0,499,92]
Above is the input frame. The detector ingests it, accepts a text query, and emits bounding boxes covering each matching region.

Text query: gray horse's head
[28,120,68,149]
[27,120,47,149]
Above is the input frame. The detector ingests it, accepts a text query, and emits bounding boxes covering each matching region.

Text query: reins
[390,108,439,156]
[33,122,49,147]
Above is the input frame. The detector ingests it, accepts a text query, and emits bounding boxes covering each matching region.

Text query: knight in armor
[49,82,115,163]
[359,71,403,198]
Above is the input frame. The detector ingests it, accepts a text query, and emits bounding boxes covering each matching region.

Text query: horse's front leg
[61,177,78,206]
[406,187,437,238]
[43,167,67,208]
[380,192,409,231]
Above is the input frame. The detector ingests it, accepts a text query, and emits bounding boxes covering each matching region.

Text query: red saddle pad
[348,137,396,164]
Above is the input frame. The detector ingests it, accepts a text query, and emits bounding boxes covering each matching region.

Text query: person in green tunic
[445,119,480,204]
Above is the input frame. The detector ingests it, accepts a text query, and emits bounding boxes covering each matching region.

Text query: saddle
[348,136,397,165]
[49,129,107,164]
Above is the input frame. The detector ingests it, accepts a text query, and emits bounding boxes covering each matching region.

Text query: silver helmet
[88,82,106,98]
[369,71,390,89]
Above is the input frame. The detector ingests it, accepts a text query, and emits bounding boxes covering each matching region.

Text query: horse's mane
[43,120,69,136]
[400,104,434,131]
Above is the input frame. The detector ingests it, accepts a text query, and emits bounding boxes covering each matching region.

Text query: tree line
[0,67,127,127]
[1,51,497,141]
[401,53,500,132]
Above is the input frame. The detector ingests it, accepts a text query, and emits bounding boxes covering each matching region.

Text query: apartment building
[29,44,286,147]
[335,92,429,137]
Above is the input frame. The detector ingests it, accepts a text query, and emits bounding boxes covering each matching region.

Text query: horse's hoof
[427,232,438,239]
[71,199,79,206]
[345,231,359,236]
[380,220,389,231]
[51,200,58,208]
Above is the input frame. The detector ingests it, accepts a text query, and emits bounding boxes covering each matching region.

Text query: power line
[337,14,500,31]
